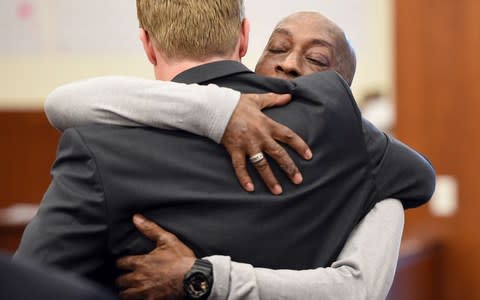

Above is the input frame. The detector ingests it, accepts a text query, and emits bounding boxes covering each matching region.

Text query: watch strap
[183,259,213,300]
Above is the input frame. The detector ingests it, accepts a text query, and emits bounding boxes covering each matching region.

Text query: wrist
[205,85,240,143]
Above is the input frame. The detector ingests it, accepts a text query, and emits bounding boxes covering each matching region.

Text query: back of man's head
[137,0,245,61]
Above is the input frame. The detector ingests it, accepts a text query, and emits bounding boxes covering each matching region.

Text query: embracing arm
[45,76,312,195]
[45,76,240,143]
[205,199,404,300]
[14,129,109,283]
[116,200,403,300]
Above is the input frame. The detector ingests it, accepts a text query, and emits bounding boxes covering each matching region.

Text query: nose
[275,53,301,79]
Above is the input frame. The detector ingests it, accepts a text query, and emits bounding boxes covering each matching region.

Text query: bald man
[41,11,422,300]
[256,11,356,85]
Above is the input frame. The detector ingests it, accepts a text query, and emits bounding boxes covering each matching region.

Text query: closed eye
[268,48,287,54]
[307,57,329,67]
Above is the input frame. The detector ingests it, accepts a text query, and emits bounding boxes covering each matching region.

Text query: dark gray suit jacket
[15,61,435,290]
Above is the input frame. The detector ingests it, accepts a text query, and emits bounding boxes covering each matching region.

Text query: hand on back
[221,93,312,195]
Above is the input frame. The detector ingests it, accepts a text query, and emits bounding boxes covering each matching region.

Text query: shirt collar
[172,60,253,84]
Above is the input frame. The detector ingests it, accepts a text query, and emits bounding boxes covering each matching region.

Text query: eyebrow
[273,27,334,49]
[308,39,333,49]
[272,27,293,37]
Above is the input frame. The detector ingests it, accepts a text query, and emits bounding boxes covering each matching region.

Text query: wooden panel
[0,204,38,252]
[0,111,59,207]
[387,239,444,300]
[0,110,58,252]
[0,225,25,252]
[395,0,480,298]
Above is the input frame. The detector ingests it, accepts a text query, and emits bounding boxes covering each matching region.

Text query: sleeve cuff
[203,84,241,143]
[203,255,232,300]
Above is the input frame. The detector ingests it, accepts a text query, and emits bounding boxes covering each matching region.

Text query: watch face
[186,272,210,298]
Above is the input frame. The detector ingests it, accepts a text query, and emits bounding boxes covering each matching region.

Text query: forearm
[45,76,240,143]
[204,199,404,300]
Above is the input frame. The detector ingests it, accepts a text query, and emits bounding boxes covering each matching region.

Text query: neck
[154,56,241,81]
[152,43,243,81]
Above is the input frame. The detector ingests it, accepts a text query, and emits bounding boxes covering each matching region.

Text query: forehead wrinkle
[307,38,333,50]
[272,27,292,37]
[272,27,333,51]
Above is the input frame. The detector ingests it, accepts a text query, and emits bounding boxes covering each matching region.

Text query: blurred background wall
[395,0,480,299]
[2,0,480,299]
[0,0,393,108]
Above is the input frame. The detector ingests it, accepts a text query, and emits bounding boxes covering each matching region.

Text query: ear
[239,18,250,58]
[139,29,157,66]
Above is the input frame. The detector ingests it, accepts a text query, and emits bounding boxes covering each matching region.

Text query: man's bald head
[255,11,356,85]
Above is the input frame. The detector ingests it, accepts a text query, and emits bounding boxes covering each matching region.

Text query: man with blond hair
[16,1,434,299]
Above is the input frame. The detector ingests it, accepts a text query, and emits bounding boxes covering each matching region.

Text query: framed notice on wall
[0,0,42,54]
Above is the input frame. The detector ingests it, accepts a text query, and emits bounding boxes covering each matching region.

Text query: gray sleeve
[44,76,240,143]
[204,199,404,300]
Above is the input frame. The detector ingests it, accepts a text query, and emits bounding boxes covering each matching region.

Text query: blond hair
[137,0,245,60]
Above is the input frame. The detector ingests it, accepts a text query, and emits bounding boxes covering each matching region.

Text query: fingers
[229,143,283,194]
[116,272,141,290]
[119,287,145,300]
[249,151,283,195]
[247,93,292,109]
[224,92,313,194]
[262,139,302,185]
[270,120,312,160]
[133,214,184,250]
[132,214,169,242]
[117,255,143,271]
[251,119,312,189]
[230,151,255,192]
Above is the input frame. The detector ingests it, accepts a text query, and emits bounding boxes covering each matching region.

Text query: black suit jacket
[16,61,435,289]
[0,253,116,300]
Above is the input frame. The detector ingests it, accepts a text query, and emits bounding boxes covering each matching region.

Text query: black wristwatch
[183,259,213,300]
